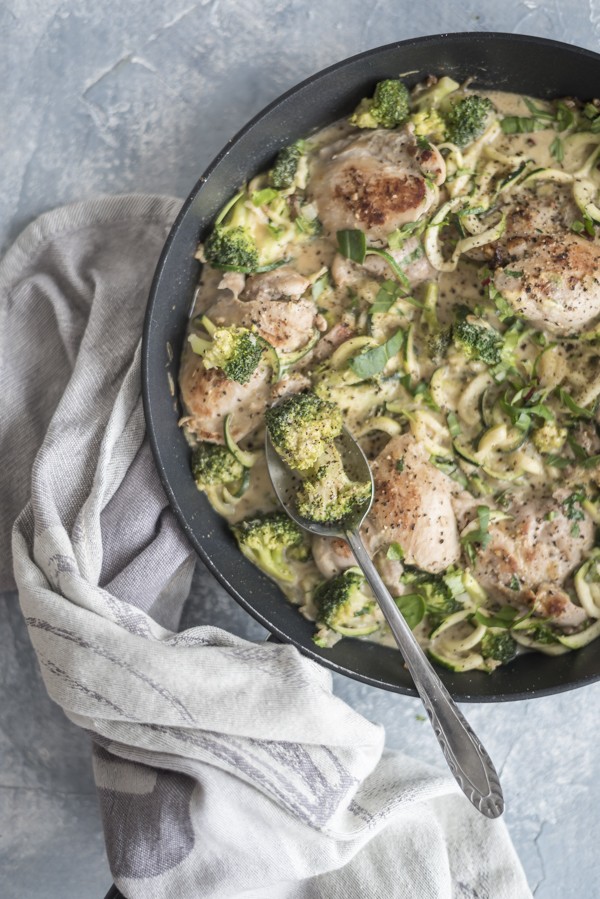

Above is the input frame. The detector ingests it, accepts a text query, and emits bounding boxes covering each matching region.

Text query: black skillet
[142,32,600,701]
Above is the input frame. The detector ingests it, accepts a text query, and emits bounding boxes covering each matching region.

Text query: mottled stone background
[3,2,600,897]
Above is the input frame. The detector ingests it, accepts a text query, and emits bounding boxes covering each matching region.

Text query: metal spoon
[265,426,504,819]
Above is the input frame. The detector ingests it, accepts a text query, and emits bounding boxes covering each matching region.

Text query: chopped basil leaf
[367,247,412,290]
[447,412,461,437]
[550,135,564,162]
[573,214,597,237]
[370,280,405,314]
[252,187,279,206]
[555,100,575,132]
[387,542,405,561]
[475,606,520,628]
[337,229,418,294]
[394,593,426,629]
[559,388,595,419]
[580,453,600,470]
[349,329,404,379]
[562,490,586,522]
[543,454,571,469]
[566,435,588,463]
[501,115,548,135]
[337,228,367,263]
[311,272,329,302]
[460,505,492,564]
[387,219,426,249]
[523,97,554,119]
[431,457,469,488]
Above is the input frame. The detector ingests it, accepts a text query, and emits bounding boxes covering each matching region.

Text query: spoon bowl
[265,427,374,538]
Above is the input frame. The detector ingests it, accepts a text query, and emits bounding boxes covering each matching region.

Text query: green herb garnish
[461,505,492,565]
[387,542,405,561]
[394,594,426,629]
[337,229,416,292]
[349,329,404,379]
[559,388,595,419]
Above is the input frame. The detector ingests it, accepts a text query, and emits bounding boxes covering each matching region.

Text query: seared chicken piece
[535,584,587,628]
[495,235,600,336]
[241,267,310,303]
[312,536,356,579]
[311,318,356,362]
[178,345,271,444]
[180,268,317,442]
[363,433,461,574]
[270,371,312,401]
[218,271,246,299]
[206,267,315,353]
[493,188,600,336]
[472,492,593,627]
[503,188,573,237]
[309,127,445,243]
[372,552,405,591]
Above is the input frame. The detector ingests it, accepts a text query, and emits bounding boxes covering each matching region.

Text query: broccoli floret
[265,392,343,471]
[445,95,495,147]
[410,108,447,142]
[480,630,518,665]
[525,624,560,645]
[350,79,410,130]
[191,442,244,489]
[204,224,260,272]
[296,444,372,524]
[203,190,286,272]
[313,567,380,643]
[294,212,322,238]
[231,511,310,583]
[421,281,451,361]
[269,141,305,190]
[453,306,503,366]
[197,325,265,384]
[401,567,463,631]
[532,422,568,453]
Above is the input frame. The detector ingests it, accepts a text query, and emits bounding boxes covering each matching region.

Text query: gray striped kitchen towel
[3,195,531,899]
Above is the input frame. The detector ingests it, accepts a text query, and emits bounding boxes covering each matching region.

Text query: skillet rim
[143,31,600,702]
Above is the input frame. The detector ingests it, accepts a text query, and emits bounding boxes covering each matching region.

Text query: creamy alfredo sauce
[180,84,600,670]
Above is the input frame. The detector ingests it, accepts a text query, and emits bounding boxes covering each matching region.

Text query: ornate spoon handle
[346,530,504,818]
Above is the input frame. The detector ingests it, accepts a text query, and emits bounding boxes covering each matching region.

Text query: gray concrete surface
[3,2,600,897]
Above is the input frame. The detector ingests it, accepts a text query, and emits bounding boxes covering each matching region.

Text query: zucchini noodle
[429,612,486,671]
[424,199,507,272]
[457,372,493,427]
[512,632,570,656]
[409,409,452,457]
